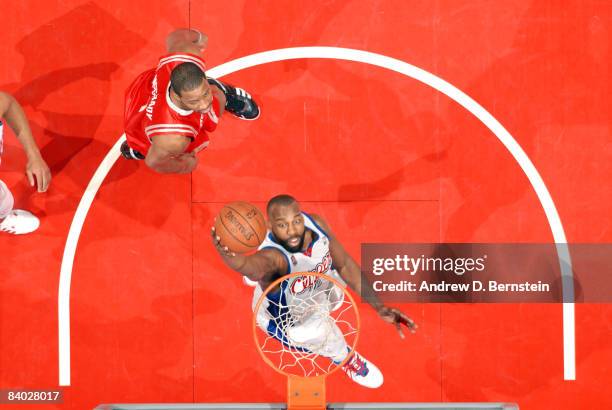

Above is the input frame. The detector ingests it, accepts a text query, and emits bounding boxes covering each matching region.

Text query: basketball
[214,201,267,254]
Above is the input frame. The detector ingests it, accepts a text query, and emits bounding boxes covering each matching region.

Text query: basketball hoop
[253,272,361,410]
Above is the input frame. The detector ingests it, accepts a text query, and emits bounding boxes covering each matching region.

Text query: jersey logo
[311,251,332,274]
[289,275,321,295]
[290,255,297,266]
[145,75,159,121]
[288,251,333,295]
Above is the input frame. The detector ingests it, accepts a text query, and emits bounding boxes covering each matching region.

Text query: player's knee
[287,325,314,344]
[288,314,330,344]
[0,180,15,219]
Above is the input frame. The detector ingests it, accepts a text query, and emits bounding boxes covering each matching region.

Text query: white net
[254,273,359,377]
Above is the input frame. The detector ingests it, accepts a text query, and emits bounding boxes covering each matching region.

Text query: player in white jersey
[0,92,51,234]
[212,194,417,388]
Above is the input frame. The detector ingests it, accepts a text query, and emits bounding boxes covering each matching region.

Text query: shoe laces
[343,353,369,377]
[225,87,251,112]
[0,212,20,234]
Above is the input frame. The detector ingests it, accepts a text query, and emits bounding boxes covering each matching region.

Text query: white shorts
[253,275,348,361]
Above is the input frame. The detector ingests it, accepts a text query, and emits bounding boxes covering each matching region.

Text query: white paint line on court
[58,47,574,386]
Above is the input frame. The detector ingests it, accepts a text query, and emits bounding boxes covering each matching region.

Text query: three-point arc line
[58,47,575,386]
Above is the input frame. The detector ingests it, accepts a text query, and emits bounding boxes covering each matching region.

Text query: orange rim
[252,271,361,378]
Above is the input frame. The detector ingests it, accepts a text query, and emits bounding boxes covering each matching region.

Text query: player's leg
[207,78,260,120]
[340,350,384,388]
[0,180,40,235]
[326,280,346,312]
[253,286,383,388]
[287,311,383,388]
[287,310,349,361]
[0,179,14,219]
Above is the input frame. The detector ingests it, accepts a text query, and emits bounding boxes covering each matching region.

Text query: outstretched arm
[0,92,51,192]
[166,29,229,116]
[211,226,287,283]
[166,28,208,56]
[310,214,418,338]
[145,134,197,174]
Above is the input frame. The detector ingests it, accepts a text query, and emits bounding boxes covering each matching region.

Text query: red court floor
[0,1,610,409]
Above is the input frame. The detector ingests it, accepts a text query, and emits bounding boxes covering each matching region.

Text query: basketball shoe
[120,141,145,160]
[0,210,40,234]
[207,78,260,120]
[341,350,384,389]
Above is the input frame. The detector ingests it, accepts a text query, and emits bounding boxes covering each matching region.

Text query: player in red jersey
[122,28,259,174]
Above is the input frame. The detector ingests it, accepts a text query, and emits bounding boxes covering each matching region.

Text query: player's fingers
[402,316,415,327]
[43,167,51,191]
[394,310,412,324]
[26,170,35,187]
[404,320,416,333]
[407,319,418,333]
[396,322,405,339]
[33,170,43,191]
[40,170,50,192]
[38,173,44,192]
[394,312,417,333]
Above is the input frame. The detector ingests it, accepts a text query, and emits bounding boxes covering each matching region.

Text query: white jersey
[258,212,334,277]
[252,213,346,348]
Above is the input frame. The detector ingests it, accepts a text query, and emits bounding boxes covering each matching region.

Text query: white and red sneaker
[342,350,383,388]
[0,209,40,235]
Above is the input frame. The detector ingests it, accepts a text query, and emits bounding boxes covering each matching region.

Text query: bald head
[266,194,298,216]
[266,194,305,252]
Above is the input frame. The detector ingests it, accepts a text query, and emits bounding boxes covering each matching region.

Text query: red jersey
[124,53,220,155]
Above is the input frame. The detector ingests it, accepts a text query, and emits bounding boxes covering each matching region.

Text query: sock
[333,347,351,364]
[0,179,14,220]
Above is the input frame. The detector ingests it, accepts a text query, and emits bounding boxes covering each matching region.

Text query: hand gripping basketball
[211,225,236,257]
[213,201,266,254]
